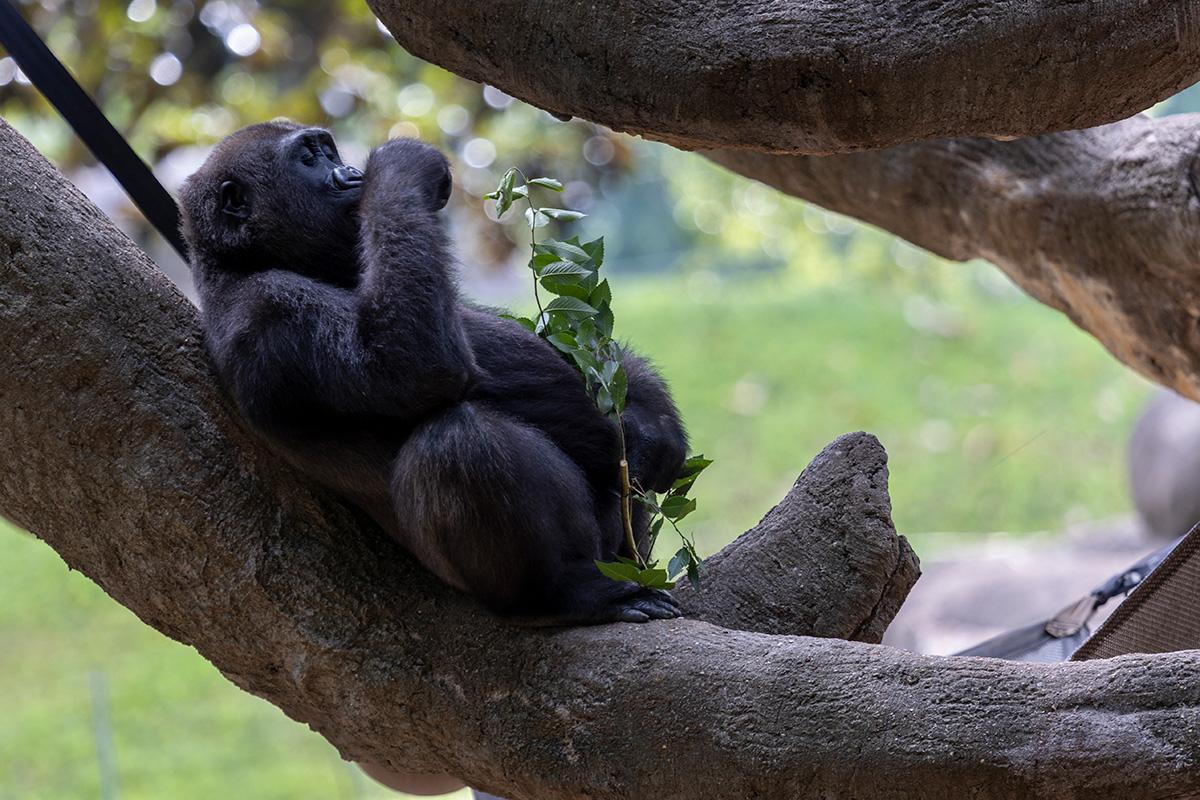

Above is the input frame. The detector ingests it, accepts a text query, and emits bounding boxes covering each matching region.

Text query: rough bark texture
[4,119,1200,799]
[711,113,1200,401]
[673,433,919,643]
[368,0,1200,154]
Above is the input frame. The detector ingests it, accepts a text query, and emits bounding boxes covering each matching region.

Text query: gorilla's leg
[390,402,680,624]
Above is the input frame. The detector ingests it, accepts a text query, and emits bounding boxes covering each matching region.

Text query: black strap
[0,0,188,259]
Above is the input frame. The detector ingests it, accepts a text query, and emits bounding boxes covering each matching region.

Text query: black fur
[180,122,689,625]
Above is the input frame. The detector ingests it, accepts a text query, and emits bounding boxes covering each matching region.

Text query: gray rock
[1129,389,1200,540]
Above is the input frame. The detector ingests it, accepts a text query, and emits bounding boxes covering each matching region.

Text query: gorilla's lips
[330,165,364,191]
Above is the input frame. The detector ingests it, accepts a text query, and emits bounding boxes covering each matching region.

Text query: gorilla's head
[180,120,364,283]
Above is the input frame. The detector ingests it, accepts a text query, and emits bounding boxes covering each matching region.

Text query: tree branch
[709,114,1200,401]
[3,119,1200,799]
[673,432,919,643]
[368,0,1200,154]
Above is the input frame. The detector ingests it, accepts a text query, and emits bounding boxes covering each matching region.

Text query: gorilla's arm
[355,140,475,411]
[206,275,461,423]
[621,353,688,492]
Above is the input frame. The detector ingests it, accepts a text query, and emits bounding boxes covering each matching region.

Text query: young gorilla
[180,121,688,625]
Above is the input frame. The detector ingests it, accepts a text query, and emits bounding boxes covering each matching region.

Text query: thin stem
[615,413,643,567]
[515,168,546,327]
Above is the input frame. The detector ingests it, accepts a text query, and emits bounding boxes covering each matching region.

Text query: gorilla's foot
[566,577,682,624]
[606,584,682,623]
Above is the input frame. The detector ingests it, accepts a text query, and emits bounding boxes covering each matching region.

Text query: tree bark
[3,119,1200,799]
[709,113,1200,401]
[368,0,1200,154]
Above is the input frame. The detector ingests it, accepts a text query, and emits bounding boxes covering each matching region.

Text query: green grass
[612,266,1149,556]
[0,268,1149,798]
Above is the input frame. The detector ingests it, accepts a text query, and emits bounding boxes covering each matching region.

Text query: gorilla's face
[181,121,364,285]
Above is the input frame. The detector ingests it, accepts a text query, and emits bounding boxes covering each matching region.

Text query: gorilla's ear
[220,180,249,221]
[433,168,452,211]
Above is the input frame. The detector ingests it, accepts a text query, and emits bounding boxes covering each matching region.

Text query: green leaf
[537,239,591,264]
[596,385,614,415]
[531,251,559,269]
[582,236,605,266]
[594,303,615,338]
[541,277,593,301]
[494,168,518,216]
[678,455,713,480]
[546,312,571,334]
[633,568,675,590]
[537,258,596,299]
[611,363,628,412]
[669,478,697,497]
[539,207,586,221]
[575,318,598,349]
[595,561,674,590]
[545,296,598,315]
[634,492,659,509]
[669,455,713,495]
[525,208,550,228]
[595,560,642,583]
[590,279,612,307]
[686,559,702,590]
[537,260,592,278]
[570,348,601,374]
[600,360,619,386]
[528,177,565,191]
[499,313,536,332]
[668,547,690,579]
[546,332,578,353]
[661,495,697,521]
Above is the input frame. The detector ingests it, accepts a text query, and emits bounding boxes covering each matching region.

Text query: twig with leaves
[484,169,709,589]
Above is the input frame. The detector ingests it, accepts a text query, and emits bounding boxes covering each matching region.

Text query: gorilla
[179,121,688,625]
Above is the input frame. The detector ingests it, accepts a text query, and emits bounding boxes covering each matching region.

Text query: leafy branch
[484,169,709,589]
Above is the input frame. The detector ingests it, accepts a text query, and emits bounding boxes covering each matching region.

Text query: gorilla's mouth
[329,165,364,191]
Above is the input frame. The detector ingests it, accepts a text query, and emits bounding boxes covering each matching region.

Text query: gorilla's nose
[331,165,363,190]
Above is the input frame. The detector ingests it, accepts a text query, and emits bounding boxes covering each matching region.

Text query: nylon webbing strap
[0,0,188,259]
[1073,521,1200,660]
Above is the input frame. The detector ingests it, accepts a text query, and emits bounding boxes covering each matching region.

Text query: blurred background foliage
[0,0,1195,797]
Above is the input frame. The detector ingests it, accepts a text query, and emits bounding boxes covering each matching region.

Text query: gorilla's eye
[219,180,249,221]
[315,137,339,163]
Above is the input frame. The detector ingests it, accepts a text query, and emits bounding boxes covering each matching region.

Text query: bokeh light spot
[225,24,261,57]
[148,53,182,86]
[126,0,155,23]
[462,137,497,169]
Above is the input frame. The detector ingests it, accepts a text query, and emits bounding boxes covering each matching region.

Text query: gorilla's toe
[610,586,682,622]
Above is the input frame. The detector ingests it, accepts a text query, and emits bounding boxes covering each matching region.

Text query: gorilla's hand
[624,411,688,494]
[367,139,453,211]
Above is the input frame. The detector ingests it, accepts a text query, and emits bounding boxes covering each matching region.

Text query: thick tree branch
[369,0,1200,154]
[3,119,1200,799]
[711,113,1200,401]
[673,433,919,643]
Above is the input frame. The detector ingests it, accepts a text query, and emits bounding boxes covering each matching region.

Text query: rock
[1129,389,1200,540]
